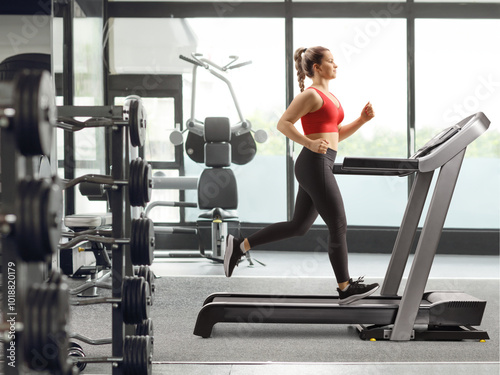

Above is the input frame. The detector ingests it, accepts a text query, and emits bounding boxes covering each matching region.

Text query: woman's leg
[224,185,317,277]
[293,148,349,283]
[245,186,318,249]
[295,149,378,304]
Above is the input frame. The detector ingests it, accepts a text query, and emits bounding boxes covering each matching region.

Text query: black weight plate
[13,71,34,155]
[123,336,134,375]
[142,162,152,205]
[130,219,140,265]
[20,180,45,261]
[51,283,70,374]
[136,159,146,207]
[135,318,153,337]
[124,335,150,375]
[185,132,205,163]
[141,219,149,265]
[131,160,145,207]
[137,159,147,207]
[30,180,47,261]
[14,70,54,156]
[30,284,46,365]
[129,99,140,147]
[16,179,31,261]
[122,277,132,325]
[129,158,143,207]
[128,278,138,325]
[137,266,154,306]
[141,336,152,375]
[231,132,256,165]
[34,284,48,362]
[135,219,146,266]
[36,70,56,156]
[141,281,150,323]
[43,284,58,370]
[146,218,155,266]
[131,219,145,266]
[130,277,142,325]
[129,100,146,148]
[135,277,146,323]
[128,159,138,207]
[41,181,63,257]
[133,335,141,374]
[24,285,40,363]
[135,277,145,324]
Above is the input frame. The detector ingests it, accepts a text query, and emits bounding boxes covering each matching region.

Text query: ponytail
[293,46,330,92]
[294,47,307,92]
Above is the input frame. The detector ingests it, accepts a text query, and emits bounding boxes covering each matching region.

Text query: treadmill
[193,112,491,341]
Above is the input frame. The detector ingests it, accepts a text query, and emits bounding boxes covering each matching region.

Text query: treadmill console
[411,113,479,159]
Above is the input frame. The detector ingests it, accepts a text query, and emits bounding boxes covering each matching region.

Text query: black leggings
[247,147,350,283]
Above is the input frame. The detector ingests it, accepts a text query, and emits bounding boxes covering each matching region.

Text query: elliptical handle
[179,54,205,67]
[227,60,252,70]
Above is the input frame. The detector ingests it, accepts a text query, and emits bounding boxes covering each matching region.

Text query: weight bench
[61,212,113,297]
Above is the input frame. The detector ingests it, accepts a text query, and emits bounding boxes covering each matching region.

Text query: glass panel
[294,18,408,227]
[184,18,286,223]
[415,19,500,229]
[55,13,106,214]
[112,17,286,223]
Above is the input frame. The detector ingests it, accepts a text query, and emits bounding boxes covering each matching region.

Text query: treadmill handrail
[333,157,418,176]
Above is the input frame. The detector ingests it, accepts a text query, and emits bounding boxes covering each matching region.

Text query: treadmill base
[357,324,490,341]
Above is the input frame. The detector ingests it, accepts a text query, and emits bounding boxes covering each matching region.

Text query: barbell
[71,276,151,325]
[60,217,155,266]
[64,157,153,208]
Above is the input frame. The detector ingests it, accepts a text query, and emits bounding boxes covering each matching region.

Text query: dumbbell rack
[1,71,67,374]
[57,101,154,374]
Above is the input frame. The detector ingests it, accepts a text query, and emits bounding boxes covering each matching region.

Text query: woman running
[224,46,379,305]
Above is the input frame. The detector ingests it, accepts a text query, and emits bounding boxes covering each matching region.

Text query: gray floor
[144,251,500,375]
[151,251,500,279]
[64,251,499,374]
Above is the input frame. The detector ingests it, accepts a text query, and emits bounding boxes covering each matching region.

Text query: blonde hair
[294,46,330,92]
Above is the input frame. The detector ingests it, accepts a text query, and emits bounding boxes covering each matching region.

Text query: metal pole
[62,0,75,215]
[111,126,126,375]
[285,0,295,220]
[406,0,416,195]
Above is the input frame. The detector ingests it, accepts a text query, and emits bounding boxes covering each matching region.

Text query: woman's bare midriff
[306,132,339,151]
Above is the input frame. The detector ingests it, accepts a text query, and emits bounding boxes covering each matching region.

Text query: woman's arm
[339,101,374,142]
[277,91,330,154]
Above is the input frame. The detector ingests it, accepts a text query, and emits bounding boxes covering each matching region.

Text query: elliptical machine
[155,53,267,263]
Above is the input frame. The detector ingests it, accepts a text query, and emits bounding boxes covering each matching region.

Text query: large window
[415,19,500,229]
[106,3,500,232]
[294,18,408,226]
[111,17,286,223]
[182,18,287,223]
[54,16,106,214]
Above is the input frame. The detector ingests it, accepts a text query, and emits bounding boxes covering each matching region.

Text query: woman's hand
[360,102,375,123]
[307,138,330,154]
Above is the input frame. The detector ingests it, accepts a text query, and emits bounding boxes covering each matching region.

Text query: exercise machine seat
[64,213,112,229]
[197,169,238,210]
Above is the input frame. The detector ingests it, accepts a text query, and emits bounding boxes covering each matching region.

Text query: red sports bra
[301,87,344,135]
